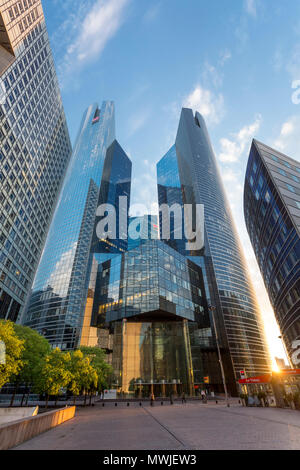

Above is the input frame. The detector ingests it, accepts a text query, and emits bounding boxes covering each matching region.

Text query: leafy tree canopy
[13,324,51,385]
[0,320,24,388]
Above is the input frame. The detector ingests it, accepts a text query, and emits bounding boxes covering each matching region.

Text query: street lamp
[208,305,230,407]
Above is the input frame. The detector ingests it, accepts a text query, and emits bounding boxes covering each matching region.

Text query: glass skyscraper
[91,238,221,397]
[23,101,132,350]
[0,1,71,322]
[157,108,271,390]
[244,139,300,365]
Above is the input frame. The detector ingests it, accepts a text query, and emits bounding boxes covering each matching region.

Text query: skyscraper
[157,108,271,391]
[22,101,132,350]
[244,139,300,366]
[0,1,71,321]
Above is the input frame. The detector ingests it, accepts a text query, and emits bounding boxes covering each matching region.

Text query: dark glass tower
[91,238,221,396]
[244,140,300,366]
[157,108,271,390]
[22,101,132,350]
[0,1,72,322]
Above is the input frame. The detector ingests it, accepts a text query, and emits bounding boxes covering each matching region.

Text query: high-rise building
[92,238,221,396]
[0,1,71,321]
[22,101,132,350]
[244,140,300,365]
[157,109,271,391]
[128,214,159,250]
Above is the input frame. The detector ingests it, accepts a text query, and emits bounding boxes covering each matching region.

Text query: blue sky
[43,0,300,365]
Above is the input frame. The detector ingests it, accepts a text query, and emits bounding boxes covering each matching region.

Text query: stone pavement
[14,401,300,450]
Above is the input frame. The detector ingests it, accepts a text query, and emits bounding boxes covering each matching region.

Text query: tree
[79,346,113,394]
[35,348,72,408]
[0,320,24,389]
[10,325,51,406]
[68,350,98,405]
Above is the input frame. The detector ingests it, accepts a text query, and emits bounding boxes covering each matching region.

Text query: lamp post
[209,305,230,407]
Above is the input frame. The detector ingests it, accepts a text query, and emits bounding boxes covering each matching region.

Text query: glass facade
[157,109,271,391]
[112,320,194,397]
[90,239,222,396]
[22,101,132,350]
[244,140,300,364]
[128,214,158,250]
[93,239,208,325]
[0,1,72,322]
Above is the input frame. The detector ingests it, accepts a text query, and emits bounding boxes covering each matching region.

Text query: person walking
[201,389,206,401]
[169,392,174,405]
[181,392,186,404]
[150,392,155,406]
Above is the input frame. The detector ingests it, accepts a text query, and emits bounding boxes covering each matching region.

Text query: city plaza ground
[13,400,300,450]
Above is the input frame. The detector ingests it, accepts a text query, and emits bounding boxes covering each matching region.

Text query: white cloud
[67,0,129,63]
[202,62,223,88]
[219,49,232,66]
[273,116,300,160]
[219,115,261,162]
[55,0,130,86]
[127,109,151,136]
[286,45,300,80]
[183,85,225,124]
[245,0,257,17]
[143,3,161,22]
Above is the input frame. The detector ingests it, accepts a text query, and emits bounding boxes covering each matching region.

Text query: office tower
[0,1,71,321]
[23,101,132,350]
[128,214,159,250]
[244,140,300,365]
[92,238,221,396]
[157,109,271,392]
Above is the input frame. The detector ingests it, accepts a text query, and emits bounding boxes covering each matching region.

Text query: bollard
[139,402,142,406]
[115,403,117,407]
[216,400,218,404]
[102,403,105,407]
[161,401,163,406]
[127,403,130,407]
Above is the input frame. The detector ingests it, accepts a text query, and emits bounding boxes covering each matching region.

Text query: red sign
[238,374,272,384]
[279,369,300,376]
[92,116,100,123]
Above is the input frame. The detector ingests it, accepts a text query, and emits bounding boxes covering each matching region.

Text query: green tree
[9,325,51,406]
[79,346,113,395]
[0,320,24,389]
[35,348,72,408]
[68,350,98,405]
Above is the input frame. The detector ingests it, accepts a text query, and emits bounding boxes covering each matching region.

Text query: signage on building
[239,374,272,384]
[103,389,117,400]
[291,340,300,366]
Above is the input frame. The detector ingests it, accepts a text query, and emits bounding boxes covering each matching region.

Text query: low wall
[0,406,39,424]
[0,406,76,450]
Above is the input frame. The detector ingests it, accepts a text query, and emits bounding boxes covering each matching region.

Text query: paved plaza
[14,401,300,450]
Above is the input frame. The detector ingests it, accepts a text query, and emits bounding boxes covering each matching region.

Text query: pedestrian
[201,389,206,401]
[181,392,186,404]
[170,392,174,405]
[150,392,155,406]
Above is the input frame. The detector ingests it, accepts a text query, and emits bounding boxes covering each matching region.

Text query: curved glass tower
[157,109,271,390]
[0,1,71,322]
[244,139,300,365]
[22,101,127,349]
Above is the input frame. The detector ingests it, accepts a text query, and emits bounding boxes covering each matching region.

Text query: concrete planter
[0,406,76,450]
